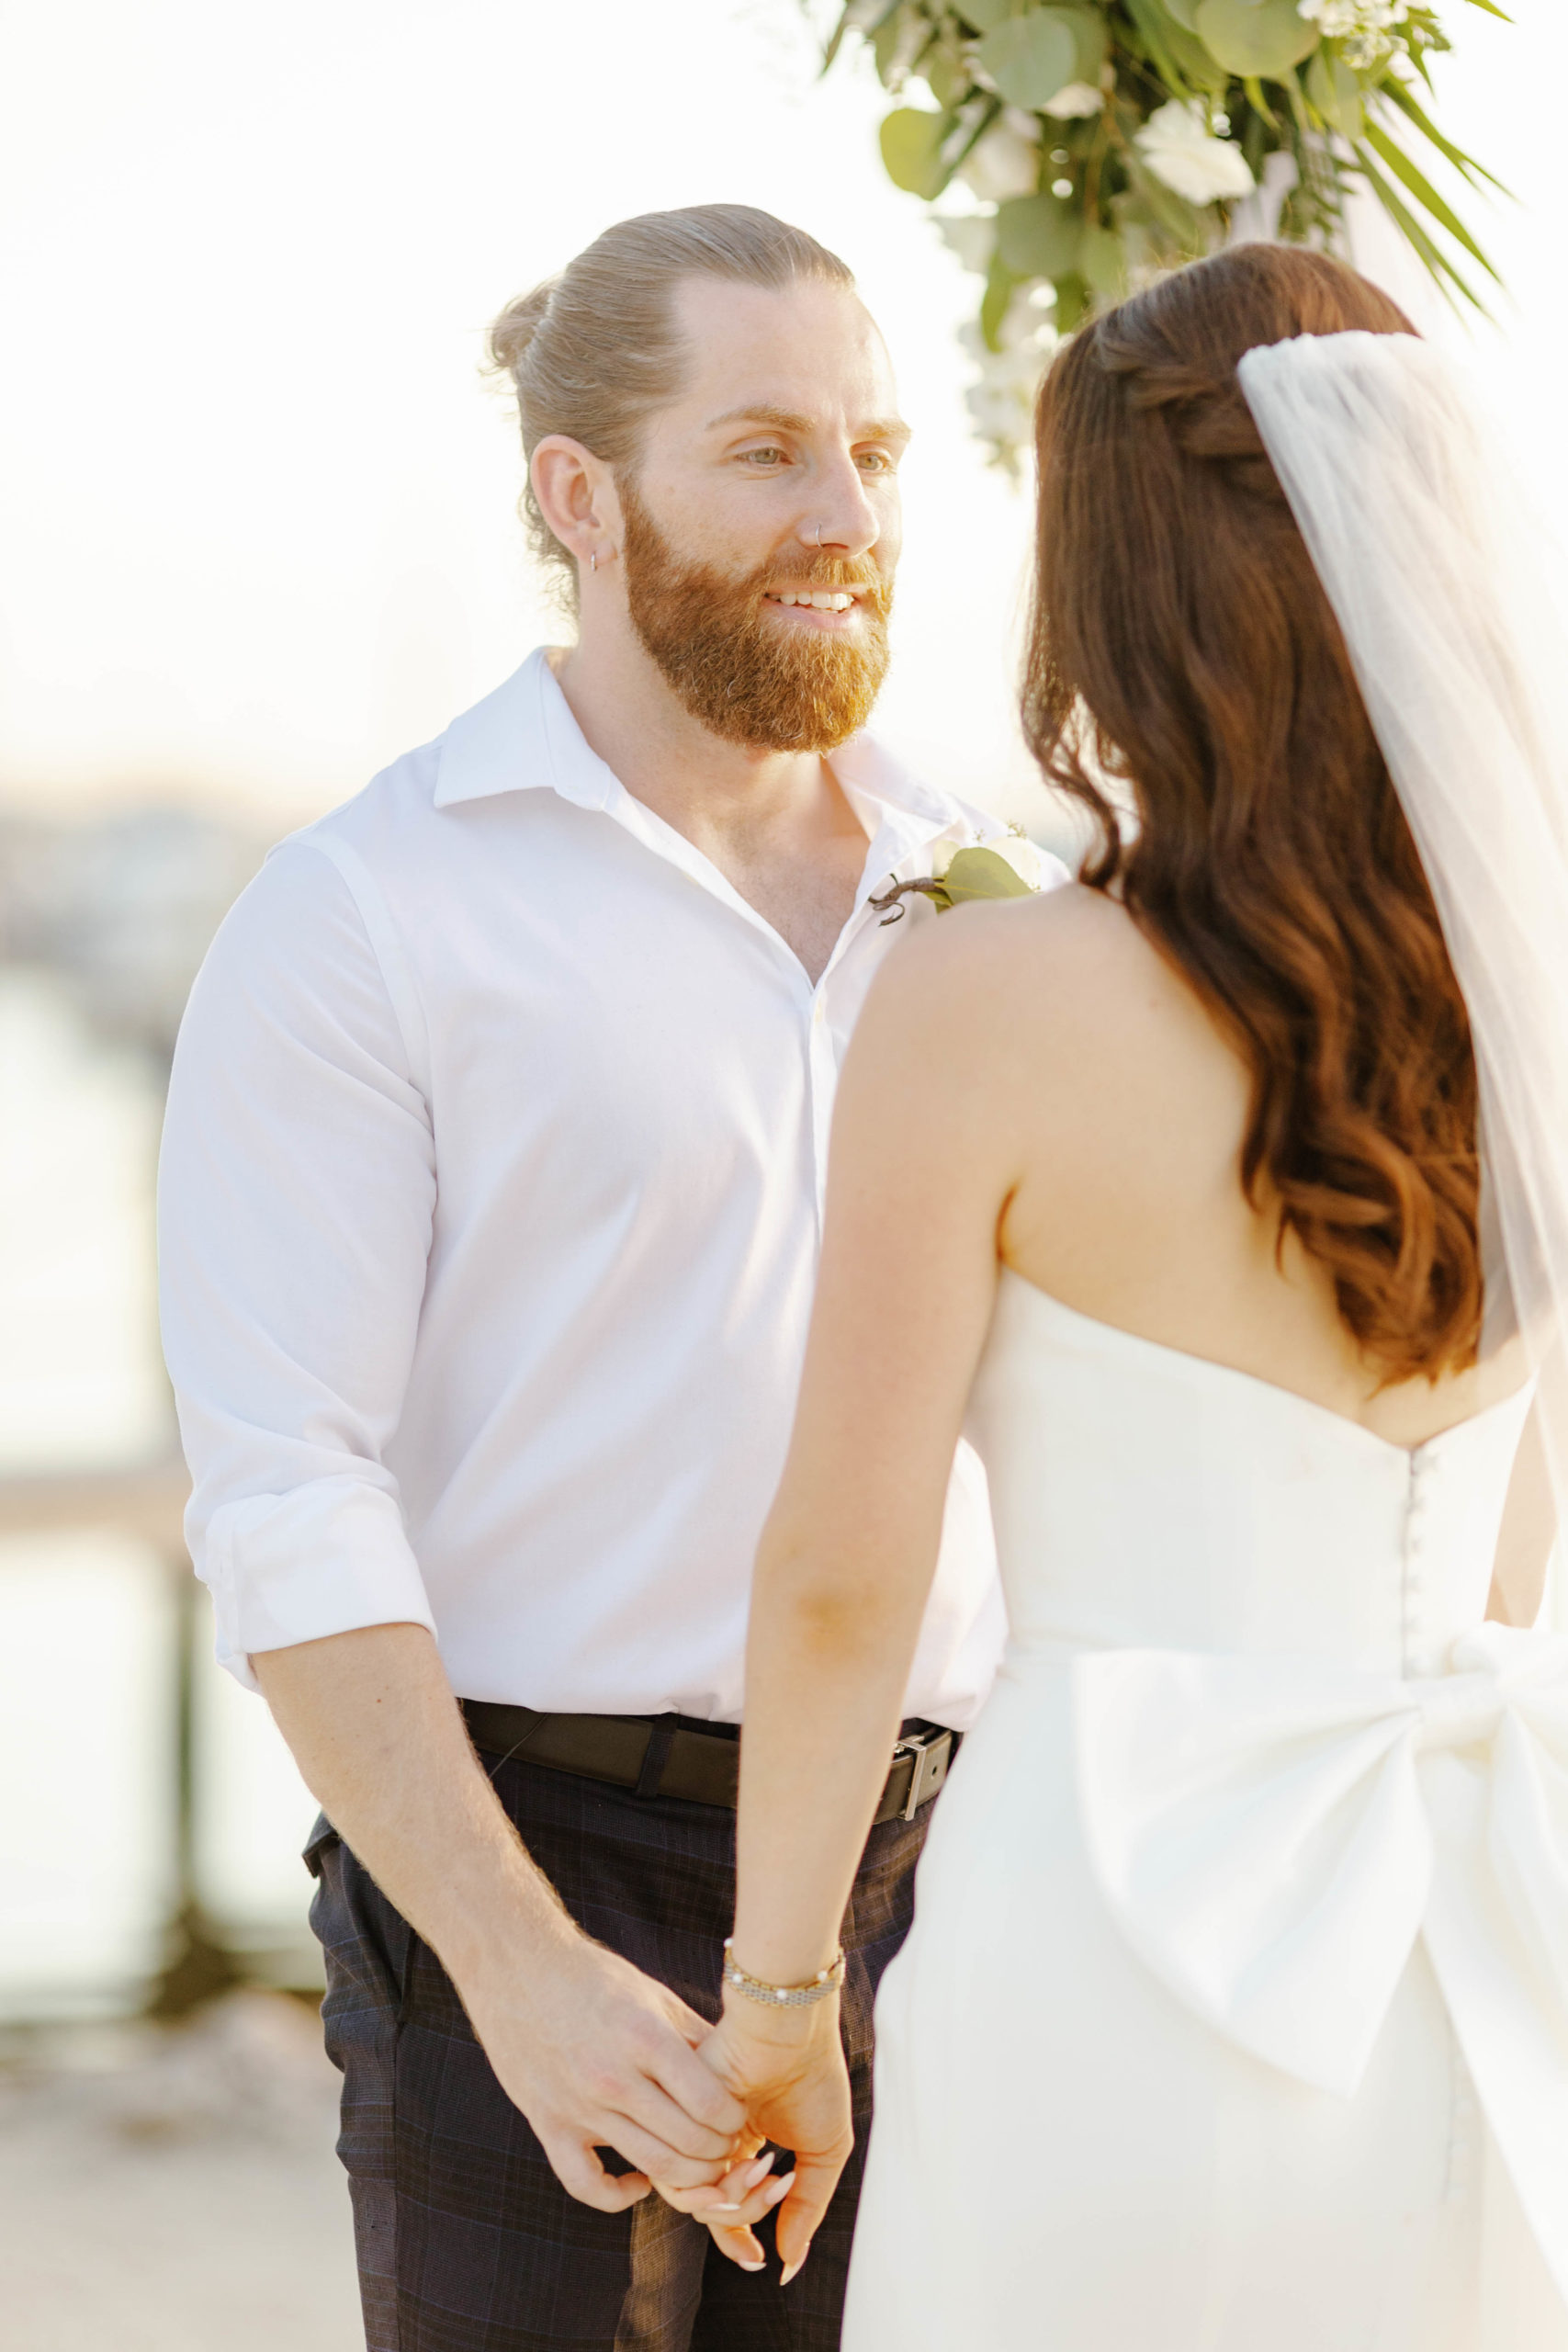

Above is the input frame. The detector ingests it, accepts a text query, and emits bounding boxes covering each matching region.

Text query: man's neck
[549,628,873,985]
[551,632,826,851]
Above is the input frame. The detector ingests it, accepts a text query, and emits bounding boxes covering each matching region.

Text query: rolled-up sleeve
[158,835,438,1688]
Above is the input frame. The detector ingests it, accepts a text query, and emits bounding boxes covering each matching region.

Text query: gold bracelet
[722,1938,846,2008]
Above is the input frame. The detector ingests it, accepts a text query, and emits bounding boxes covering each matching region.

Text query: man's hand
[254,1626,751,2212]
[461,1927,750,2211]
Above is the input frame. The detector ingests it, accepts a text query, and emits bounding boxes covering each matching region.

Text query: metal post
[146,1555,242,2018]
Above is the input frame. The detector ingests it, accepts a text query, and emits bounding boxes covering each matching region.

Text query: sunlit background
[1,1,1562,2341]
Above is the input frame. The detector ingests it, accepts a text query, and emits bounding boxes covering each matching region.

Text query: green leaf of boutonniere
[939,844,1040,905]
[870,831,1045,925]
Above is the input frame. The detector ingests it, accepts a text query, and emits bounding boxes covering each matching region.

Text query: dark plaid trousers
[306,1743,929,2351]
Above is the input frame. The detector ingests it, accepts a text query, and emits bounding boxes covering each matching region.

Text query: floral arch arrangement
[819,0,1505,462]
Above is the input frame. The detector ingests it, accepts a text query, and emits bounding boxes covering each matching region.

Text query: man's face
[618,275,908,753]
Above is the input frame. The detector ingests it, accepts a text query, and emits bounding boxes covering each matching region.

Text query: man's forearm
[254,1618,751,2210]
[254,1621,573,1994]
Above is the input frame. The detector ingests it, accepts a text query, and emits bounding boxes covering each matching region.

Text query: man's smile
[762,588,864,628]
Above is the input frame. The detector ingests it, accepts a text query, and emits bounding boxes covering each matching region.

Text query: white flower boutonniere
[872,825,1046,926]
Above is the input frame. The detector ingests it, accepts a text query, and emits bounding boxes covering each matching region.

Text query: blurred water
[0,969,320,2019]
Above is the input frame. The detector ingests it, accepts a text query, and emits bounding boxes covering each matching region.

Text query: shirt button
[812,1001,825,1025]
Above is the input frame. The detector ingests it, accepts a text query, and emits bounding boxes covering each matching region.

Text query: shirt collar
[432,648,994,868]
[434,647,613,813]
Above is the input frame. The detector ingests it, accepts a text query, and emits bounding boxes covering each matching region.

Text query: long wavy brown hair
[1025,244,1482,1385]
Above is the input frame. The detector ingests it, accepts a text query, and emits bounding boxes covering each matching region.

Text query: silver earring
[590,550,598,573]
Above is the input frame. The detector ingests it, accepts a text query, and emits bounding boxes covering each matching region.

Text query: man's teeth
[769,591,856,611]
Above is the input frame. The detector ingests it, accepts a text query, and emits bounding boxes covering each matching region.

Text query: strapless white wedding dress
[844,1271,1568,2350]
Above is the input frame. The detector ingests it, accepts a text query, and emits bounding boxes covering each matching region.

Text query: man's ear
[532,435,623,574]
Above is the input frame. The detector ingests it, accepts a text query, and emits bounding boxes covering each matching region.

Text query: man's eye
[742,447,788,468]
[858,450,897,474]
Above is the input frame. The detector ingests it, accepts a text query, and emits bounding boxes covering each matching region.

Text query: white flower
[1043,80,1104,120]
[957,112,1040,202]
[935,212,998,277]
[1298,0,1406,28]
[958,298,1055,459]
[1134,100,1256,208]
[964,379,1029,442]
[986,829,1047,888]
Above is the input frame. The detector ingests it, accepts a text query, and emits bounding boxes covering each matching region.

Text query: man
[160,204,1060,2352]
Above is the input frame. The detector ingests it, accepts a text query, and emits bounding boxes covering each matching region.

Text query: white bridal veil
[1238,331,1568,1568]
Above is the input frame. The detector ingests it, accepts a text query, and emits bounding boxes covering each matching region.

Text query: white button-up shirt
[160,650,1059,1724]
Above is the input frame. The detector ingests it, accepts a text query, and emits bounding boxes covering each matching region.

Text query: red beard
[620,484,893,753]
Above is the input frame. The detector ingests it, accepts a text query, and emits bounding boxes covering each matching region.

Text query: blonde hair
[488,205,855,606]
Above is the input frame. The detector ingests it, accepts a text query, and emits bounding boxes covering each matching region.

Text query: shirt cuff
[198,1476,437,1691]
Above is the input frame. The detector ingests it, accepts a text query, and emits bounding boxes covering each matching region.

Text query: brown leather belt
[459,1700,956,1826]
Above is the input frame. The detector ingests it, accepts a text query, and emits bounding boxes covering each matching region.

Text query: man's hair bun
[486,280,557,381]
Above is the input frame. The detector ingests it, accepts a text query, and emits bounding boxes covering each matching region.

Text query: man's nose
[796,452,880,559]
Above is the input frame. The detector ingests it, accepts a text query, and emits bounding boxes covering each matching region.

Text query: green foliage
[816,0,1505,466]
[977,6,1106,103]
[940,845,1040,903]
[1191,0,1319,76]
[978,13,1080,105]
[880,105,952,196]
[998,191,1083,277]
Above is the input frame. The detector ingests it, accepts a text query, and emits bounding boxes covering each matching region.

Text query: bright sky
[0,0,1560,831]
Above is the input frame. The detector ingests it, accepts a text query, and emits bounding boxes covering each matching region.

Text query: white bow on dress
[1075,1623,1568,2301]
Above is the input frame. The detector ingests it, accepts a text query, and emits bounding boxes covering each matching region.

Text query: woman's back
[983,882,1525,1452]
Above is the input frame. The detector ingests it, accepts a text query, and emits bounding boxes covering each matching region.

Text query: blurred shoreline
[0,1992,359,2351]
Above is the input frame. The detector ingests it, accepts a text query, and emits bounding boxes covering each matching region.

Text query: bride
[686,243,1568,2346]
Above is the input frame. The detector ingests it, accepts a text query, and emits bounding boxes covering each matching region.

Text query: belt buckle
[893,1725,953,1821]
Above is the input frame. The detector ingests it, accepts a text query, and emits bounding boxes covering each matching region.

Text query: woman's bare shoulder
[852,879,1247,1195]
[865,881,1194,1063]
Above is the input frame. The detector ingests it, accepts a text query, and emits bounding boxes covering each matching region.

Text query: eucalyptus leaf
[976,13,1077,107]
[927,48,969,110]
[997,191,1084,279]
[954,0,1017,29]
[874,1,931,85]
[1163,0,1201,25]
[1193,0,1320,76]
[1050,5,1108,84]
[1080,221,1129,297]
[1054,271,1091,332]
[980,249,1017,352]
[1124,0,1230,95]
[879,107,952,198]
[1306,46,1362,137]
[941,846,1037,905]
[1153,10,1232,90]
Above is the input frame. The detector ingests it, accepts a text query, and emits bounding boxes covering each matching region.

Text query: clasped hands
[462,1928,850,2282]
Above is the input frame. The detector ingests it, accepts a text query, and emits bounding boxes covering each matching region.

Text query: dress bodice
[956,1269,1568,2309]
[967,1268,1533,1678]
